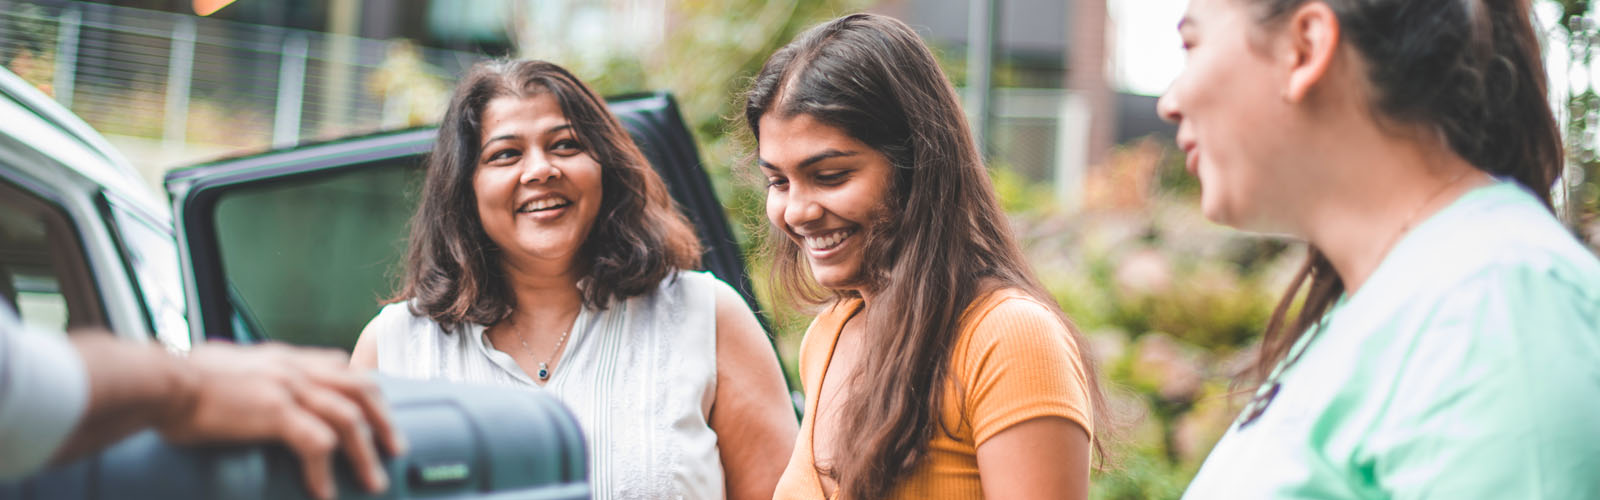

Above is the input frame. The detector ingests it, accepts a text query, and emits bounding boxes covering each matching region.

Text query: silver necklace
[517,327,571,381]
[1373,169,1477,263]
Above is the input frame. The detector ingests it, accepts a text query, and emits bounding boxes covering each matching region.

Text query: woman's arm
[348,319,380,370]
[977,416,1091,500]
[708,281,799,500]
[966,295,1096,500]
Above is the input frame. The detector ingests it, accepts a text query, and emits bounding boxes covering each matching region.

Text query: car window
[104,195,191,350]
[0,178,103,332]
[210,159,419,350]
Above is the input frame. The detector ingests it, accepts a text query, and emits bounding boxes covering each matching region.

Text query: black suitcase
[0,376,588,499]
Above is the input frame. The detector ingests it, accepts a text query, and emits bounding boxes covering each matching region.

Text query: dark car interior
[0,178,103,332]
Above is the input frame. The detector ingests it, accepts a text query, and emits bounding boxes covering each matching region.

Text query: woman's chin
[1202,200,1286,236]
[502,240,583,266]
[1199,194,1241,228]
[811,270,862,293]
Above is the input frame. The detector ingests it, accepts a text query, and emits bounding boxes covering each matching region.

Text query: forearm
[48,332,197,466]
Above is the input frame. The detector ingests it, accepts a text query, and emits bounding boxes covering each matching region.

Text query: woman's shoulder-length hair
[394,59,701,329]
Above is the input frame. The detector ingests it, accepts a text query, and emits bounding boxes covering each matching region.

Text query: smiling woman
[472,95,606,280]
[1159,0,1600,498]
[758,113,894,290]
[347,59,798,500]
[749,14,1108,500]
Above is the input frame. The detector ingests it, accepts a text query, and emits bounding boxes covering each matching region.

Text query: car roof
[0,68,160,211]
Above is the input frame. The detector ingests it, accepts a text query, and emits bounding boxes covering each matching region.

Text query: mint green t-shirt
[1184,181,1600,499]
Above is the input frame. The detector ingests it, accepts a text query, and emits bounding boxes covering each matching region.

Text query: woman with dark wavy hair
[748,14,1108,499]
[350,59,797,499]
[1162,0,1600,497]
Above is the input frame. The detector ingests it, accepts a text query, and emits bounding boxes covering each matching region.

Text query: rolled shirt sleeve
[0,306,88,479]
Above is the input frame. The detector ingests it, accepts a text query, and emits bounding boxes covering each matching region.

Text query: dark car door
[164,93,764,352]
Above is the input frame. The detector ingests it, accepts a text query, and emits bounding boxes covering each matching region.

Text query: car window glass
[0,178,103,332]
[105,197,191,350]
[211,160,418,350]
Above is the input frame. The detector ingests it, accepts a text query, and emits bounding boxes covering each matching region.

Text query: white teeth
[804,229,853,250]
[518,197,570,213]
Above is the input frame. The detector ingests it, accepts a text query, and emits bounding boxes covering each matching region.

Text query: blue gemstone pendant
[537,362,550,380]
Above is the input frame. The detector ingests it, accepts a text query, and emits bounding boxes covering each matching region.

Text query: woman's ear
[1283,2,1341,103]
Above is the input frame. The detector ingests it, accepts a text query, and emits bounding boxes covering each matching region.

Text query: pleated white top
[368,270,724,500]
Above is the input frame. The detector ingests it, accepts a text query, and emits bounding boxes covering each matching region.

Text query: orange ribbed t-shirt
[772,288,1094,499]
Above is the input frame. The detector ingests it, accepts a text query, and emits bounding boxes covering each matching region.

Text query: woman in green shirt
[1159,0,1600,497]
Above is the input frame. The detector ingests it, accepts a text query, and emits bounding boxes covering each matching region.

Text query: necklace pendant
[537,362,550,380]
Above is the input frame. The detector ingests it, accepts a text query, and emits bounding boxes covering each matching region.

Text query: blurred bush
[1552,0,1600,249]
[1010,139,1298,499]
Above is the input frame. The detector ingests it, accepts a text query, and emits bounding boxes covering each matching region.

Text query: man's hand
[159,342,407,500]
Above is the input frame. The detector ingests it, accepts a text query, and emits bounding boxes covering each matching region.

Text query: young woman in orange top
[746,13,1109,499]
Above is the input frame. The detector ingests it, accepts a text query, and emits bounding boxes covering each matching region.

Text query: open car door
[163,93,765,352]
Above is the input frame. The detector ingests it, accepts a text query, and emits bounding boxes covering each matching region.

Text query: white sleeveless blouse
[368,270,724,500]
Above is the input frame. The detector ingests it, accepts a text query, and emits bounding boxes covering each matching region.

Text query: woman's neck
[1297,137,1488,294]
[499,256,584,323]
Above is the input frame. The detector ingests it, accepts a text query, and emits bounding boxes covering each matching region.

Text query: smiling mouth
[803,228,856,251]
[517,197,572,214]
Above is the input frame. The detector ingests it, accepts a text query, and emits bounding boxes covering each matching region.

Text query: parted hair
[745,13,1108,499]
[395,59,701,329]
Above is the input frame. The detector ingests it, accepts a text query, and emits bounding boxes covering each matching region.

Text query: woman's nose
[783,188,824,228]
[520,155,561,184]
[1157,90,1182,124]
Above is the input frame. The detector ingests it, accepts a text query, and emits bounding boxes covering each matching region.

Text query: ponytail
[1247,0,1561,385]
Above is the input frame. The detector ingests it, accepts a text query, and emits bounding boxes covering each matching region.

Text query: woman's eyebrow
[482,134,518,149]
[481,124,573,149]
[758,149,859,171]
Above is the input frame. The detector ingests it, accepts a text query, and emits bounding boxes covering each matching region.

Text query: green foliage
[1091,451,1193,500]
[1151,141,1200,198]
[1553,0,1600,246]
[1043,215,1285,352]
[991,166,1058,213]
[1011,179,1294,497]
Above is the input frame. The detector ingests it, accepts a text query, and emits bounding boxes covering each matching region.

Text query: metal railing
[0,1,1096,206]
[0,1,485,165]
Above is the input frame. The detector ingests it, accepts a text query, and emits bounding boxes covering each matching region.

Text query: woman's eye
[487,149,520,163]
[766,177,788,189]
[551,139,582,155]
[815,171,848,184]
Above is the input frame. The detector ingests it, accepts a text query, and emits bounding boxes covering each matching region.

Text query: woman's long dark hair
[396,60,701,329]
[746,14,1108,498]
[1247,0,1562,384]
